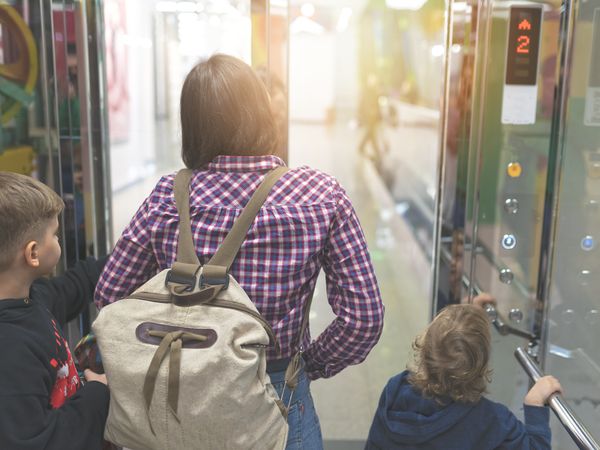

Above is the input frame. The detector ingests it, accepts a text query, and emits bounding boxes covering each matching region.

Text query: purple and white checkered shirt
[94,155,383,379]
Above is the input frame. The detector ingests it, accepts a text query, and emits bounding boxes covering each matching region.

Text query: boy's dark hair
[409,304,492,403]
[180,54,279,169]
[0,172,64,271]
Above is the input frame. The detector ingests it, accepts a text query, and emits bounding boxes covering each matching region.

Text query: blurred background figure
[256,66,288,158]
[358,73,383,164]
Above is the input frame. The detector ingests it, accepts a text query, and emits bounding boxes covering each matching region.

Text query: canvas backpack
[93,167,309,450]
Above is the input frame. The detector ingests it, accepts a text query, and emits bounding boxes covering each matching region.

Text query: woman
[95,54,384,449]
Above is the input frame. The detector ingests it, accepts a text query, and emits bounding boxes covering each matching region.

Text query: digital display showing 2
[505,6,542,86]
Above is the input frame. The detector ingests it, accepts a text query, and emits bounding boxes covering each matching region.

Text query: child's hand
[84,369,108,385]
[473,292,496,308]
[460,292,496,308]
[524,375,562,406]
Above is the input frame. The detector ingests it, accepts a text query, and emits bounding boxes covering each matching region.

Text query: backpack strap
[174,166,309,397]
[168,166,288,303]
[173,168,200,265]
[205,166,288,270]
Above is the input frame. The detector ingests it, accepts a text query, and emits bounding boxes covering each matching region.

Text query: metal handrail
[515,347,600,450]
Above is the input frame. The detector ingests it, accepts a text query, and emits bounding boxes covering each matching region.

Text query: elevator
[433,0,600,446]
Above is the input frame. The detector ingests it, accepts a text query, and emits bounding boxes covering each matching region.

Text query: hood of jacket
[372,370,476,445]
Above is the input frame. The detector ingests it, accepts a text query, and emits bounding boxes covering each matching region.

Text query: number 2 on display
[517,35,530,54]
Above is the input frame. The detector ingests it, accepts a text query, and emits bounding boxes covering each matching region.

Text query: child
[0,171,109,449]
[366,304,562,450]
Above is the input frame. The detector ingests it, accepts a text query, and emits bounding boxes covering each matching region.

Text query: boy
[366,304,562,450]
[0,172,109,449]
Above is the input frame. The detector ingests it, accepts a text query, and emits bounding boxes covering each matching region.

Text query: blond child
[0,172,109,449]
[366,304,562,449]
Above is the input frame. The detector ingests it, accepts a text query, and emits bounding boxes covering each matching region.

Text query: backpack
[93,167,308,450]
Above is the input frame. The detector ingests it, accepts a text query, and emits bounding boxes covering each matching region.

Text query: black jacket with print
[0,257,109,450]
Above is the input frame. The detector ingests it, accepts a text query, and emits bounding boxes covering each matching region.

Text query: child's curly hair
[408,304,492,404]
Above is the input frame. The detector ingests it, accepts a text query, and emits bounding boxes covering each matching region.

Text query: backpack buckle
[199,265,229,289]
[199,272,229,289]
[165,270,196,292]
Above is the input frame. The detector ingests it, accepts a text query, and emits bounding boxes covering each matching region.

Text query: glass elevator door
[433,0,600,446]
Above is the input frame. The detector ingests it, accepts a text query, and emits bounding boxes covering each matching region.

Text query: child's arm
[499,376,563,449]
[524,376,563,407]
[29,256,108,328]
[0,341,110,450]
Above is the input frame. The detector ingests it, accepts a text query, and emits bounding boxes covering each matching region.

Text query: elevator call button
[581,235,595,251]
[499,268,514,284]
[504,198,519,214]
[502,234,517,250]
[507,162,522,178]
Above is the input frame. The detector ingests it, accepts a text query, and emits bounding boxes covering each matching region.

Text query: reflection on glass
[53,2,88,265]
[0,4,40,178]
[356,0,446,286]
[545,1,600,446]
[435,1,477,309]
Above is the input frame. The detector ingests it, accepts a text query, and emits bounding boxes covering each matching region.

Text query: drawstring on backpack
[143,330,208,434]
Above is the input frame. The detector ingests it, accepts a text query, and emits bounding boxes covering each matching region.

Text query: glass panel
[0,1,109,342]
[465,0,561,410]
[0,1,61,248]
[288,0,444,444]
[544,0,600,446]
[351,0,447,302]
[434,0,479,310]
[52,0,91,265]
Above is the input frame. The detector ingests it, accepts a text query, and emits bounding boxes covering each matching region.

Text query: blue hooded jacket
[366,371,551,450]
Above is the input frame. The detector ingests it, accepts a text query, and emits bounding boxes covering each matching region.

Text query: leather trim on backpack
[136,322,218,349]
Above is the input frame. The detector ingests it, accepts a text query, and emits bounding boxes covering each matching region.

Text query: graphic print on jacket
[48,316,80,408]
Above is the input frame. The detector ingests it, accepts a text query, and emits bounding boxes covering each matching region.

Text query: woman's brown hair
[409,304,492,404]
[180,54,280,169]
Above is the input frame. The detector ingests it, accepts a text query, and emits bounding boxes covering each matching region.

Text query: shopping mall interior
[1,0,599,448]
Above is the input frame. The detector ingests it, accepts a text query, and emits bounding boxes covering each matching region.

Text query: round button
[504,198,519,214]
[585,309,599,326]
[501,234,517,250]
[499,268,514,284]
[508,308,523,323]
[581,235,594,251]
[507,162,522,178]
[578,269,591,286]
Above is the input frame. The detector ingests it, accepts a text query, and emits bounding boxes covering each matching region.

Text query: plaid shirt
[94,155,383,379]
